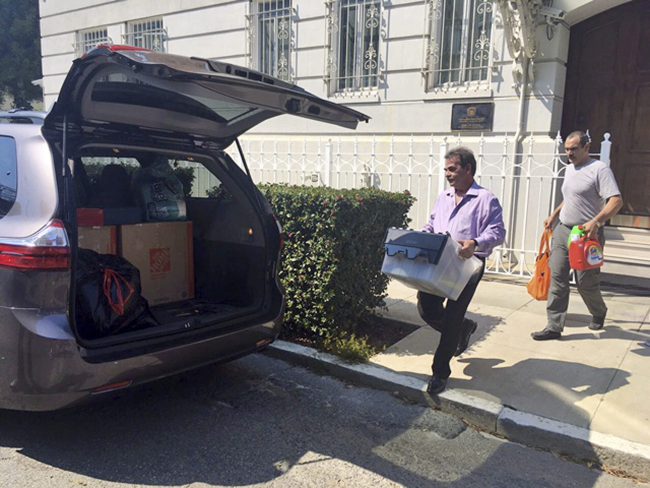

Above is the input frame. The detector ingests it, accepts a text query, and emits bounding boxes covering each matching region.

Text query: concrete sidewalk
[372,277,650,446]
[266,276,650,479]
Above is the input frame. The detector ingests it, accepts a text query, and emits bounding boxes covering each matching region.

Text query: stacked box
[119,221,195,305]
[78,226,117,255]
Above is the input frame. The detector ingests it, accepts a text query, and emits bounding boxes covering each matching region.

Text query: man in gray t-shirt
[532,131,623,341]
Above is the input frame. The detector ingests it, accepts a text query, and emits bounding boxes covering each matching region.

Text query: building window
[75,27,110,56]
[248,0,293,81]
[325,0,381,94]
[424,0,493,90]
[125,18,166,52]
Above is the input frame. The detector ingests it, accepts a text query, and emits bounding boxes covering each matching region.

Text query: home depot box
[119,221,195,305]
[78,226,117,254]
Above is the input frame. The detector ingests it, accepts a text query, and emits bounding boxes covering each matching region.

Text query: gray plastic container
[381,228,482,300]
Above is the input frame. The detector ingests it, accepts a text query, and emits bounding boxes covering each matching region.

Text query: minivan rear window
[90,71,257,124]
[0,136,17,218]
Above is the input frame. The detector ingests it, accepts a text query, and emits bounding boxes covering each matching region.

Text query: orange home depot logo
[150,248,171,276]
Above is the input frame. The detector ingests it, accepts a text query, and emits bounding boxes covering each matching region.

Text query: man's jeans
[546,223,607,332]
[417,261,485,379]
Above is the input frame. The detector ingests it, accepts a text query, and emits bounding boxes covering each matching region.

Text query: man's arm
[459,198,506,258]
[583,195,623,239]
[544,202,564,230]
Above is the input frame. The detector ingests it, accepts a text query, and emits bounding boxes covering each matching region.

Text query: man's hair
[445,146,477,176]
[566,130,591,147]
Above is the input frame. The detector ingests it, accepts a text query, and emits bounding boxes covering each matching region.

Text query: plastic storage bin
[381,228,483,300]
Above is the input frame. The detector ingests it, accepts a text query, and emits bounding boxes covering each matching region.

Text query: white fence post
[323,138,332,186]
[600,133,612,166]
[226,132,608,279]
[370,135,377,188]
[438,136,448,195]
[427,134,434,222]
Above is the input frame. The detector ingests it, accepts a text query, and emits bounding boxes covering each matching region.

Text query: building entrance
[562,0,650,228]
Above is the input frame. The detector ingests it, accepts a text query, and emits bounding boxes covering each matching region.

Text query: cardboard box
[78,226,117,254]
[119,221,195,306]
[77,207,143,226]
[77,208,104,227]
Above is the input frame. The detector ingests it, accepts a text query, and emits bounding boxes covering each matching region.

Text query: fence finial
[600,132,612,166]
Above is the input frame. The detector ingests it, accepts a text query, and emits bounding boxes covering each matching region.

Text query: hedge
[259,184,414,340]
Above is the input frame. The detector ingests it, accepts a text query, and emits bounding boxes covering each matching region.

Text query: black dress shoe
[426,375,447,395]
[455,319,478,356]
[531,329,561,341]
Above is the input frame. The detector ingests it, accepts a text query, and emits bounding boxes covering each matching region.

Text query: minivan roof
[45,46,369,146]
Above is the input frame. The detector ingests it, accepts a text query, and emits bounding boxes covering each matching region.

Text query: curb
[266,340,650,482]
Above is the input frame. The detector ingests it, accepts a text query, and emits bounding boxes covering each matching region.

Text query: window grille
[75,28,110,56]
[248,0,293,81]
[124,18,166,52]
[325,0,381,94]
[423,0,493,90]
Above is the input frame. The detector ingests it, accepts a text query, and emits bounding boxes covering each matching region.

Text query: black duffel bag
[75,249,158,339]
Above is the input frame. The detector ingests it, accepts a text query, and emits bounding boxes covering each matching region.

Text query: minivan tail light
[0,220,70,270]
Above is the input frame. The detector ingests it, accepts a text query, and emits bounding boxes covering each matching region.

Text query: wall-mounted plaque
[451,103,494,131]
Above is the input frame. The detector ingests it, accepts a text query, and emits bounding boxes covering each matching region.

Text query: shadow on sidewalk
[565,312,646,328]
[454,357,630,428]
[374,309,504,358]
[560,317,650,354]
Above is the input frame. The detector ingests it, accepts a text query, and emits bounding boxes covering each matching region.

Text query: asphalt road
[0,353,645,488]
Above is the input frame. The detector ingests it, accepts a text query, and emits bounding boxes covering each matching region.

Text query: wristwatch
[472,239,479,249]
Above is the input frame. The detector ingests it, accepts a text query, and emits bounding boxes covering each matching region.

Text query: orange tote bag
[527,229,552,301]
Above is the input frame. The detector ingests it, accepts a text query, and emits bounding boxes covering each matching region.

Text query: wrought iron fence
[217,132,612,278]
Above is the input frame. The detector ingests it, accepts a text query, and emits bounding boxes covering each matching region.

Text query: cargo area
[70,148,275,344]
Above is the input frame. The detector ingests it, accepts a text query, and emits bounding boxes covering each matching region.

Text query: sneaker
[455,319,478,356]
[531,329,561,341]
[426,375,447,395]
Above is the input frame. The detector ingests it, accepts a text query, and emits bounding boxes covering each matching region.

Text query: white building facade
[39,0,650,281]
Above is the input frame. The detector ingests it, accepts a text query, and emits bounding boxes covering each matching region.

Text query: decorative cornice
[495,0,542,87]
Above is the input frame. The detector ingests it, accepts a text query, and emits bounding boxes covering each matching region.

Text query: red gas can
[569,235,604,271]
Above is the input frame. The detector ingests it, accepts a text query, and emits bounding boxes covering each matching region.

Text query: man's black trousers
[416,260,485,379]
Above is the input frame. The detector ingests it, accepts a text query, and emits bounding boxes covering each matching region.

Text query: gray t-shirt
[559,159,621,226]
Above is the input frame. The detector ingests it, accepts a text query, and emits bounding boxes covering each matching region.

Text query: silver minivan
[0,45,367,411]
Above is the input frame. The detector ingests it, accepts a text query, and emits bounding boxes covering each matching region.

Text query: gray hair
[444,146,477,176]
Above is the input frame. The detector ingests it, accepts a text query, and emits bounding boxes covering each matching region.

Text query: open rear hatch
[44,45,369,147]
[41,46,367,356]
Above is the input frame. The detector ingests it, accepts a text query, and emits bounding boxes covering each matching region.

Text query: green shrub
[322,331,377,363]
[171,166,195,198]
[259,184,414,344]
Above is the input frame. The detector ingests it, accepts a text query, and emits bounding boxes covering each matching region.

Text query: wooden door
[562,0,650,227]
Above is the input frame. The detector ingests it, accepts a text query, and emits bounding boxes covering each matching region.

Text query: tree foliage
[0,0,42,108]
